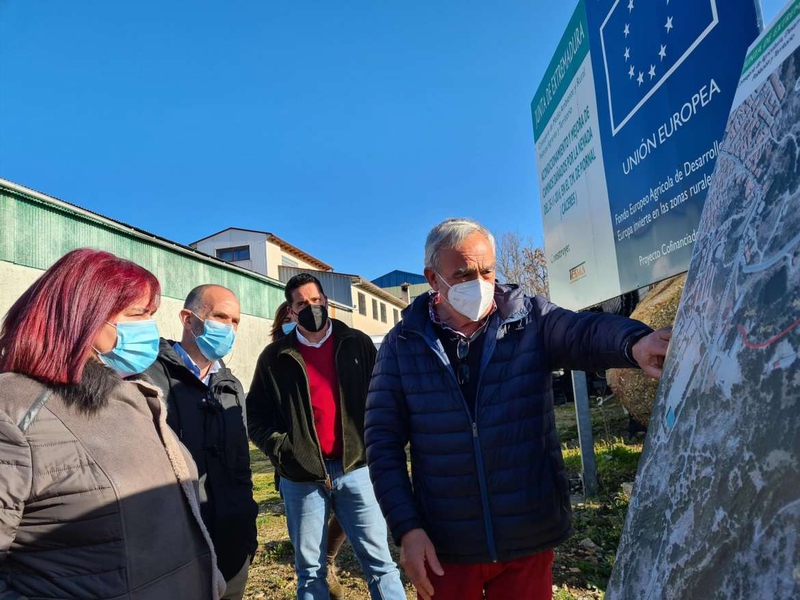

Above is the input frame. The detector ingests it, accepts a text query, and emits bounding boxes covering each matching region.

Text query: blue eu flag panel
[600,0,718,135]
[585,0,760,295]
[532,0,760,309]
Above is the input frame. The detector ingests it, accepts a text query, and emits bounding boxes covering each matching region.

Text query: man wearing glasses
[365,218,671,600]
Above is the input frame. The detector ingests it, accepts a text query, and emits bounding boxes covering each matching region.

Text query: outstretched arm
[537,296,657,373]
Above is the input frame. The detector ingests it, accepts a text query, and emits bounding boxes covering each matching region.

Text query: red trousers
[420,549,554,600]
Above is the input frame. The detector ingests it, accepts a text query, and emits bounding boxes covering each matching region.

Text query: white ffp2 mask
[437,273,494,322]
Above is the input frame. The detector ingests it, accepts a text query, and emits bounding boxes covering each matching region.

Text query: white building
[192,228,406,336]
[191,227,333,280]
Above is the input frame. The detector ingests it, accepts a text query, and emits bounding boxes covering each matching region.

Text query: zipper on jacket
[471,324,500,562]
[470,420,498,562]
[287,352,331,488]
[333,339,348,475]
[409,329,499,562]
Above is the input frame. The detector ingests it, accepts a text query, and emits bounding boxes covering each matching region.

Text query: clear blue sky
[0,1,786,279]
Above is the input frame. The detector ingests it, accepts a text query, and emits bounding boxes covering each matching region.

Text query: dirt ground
[245,397,643,600]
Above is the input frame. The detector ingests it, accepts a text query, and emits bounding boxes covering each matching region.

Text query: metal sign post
[571,370,598,497]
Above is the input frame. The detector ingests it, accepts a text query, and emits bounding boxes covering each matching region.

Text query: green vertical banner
[532,0,624,310]
[531,1,589,141]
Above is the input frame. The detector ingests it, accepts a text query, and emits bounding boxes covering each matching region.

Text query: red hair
[0,248,161,384]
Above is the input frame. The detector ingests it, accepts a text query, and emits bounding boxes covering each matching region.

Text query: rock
[579,537,601,551]
[603,454,613,461]
[570,567,583,573]
[607,274,686,425]
[622,482,634,497]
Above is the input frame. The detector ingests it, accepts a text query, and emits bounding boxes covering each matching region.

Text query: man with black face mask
[247,273,405,600]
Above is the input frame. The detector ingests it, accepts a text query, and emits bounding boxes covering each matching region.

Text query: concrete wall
[0,262,43,323]
[158,299,271,391]
[0,261,272,390]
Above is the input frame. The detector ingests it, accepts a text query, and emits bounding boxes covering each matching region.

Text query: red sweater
[298,336,343,459]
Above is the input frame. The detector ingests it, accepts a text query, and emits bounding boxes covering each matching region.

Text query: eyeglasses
[457,338,470,386]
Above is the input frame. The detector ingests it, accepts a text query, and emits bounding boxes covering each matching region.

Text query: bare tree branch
[496,232,549,298]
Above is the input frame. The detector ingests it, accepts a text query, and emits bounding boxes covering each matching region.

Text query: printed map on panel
[607,45,800,600]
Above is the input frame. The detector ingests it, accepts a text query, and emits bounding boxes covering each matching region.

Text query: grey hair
[424,218,496,271]
[184,284,234,313]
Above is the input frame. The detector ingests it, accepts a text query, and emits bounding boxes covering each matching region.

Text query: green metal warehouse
[0,178,285,389]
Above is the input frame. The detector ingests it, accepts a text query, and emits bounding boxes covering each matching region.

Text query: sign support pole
[572,370,599,497]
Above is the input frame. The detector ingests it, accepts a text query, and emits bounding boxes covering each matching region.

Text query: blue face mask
[281,322,296,335]
[96,319,160,376]
[193,313,236,361]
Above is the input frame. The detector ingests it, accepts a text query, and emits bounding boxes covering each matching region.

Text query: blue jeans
[280,461,406,600]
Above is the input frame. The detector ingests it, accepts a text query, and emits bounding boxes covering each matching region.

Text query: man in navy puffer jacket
[365,218,671,600]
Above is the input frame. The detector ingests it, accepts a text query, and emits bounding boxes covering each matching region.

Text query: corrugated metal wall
[278,265,354,308]
[0,186,284,319]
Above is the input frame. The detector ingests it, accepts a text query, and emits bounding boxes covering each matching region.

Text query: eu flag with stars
[600,0,717,135]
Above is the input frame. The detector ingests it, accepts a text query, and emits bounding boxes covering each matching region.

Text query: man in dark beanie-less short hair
[145,284,258,600]
[365,218,672,600]
[247,273,406,600]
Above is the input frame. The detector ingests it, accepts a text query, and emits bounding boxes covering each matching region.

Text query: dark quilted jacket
[145,340,258,581]
[365,285,652,564]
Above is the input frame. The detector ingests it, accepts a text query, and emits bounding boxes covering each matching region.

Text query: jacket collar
[402,283,530,337]
[49,360,164,415]
[276,318,357,358]
[128,373,166,401]
[156,338,234,385]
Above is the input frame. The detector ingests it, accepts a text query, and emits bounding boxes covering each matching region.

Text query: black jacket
[247,319,378,484]
[145,339,258,581]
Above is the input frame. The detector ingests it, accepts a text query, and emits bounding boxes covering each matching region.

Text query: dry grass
[244,448,415,599]
[245,398,642,599]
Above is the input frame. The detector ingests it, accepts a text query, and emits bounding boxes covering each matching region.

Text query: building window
[216,245,250,262]
[393,308,399,325]
[372,299,379,320]
[358,292,367,316]
[282,256,298,268]
[380,303,387,323]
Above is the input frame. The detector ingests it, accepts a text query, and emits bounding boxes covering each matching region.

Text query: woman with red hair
[0,248,225,600]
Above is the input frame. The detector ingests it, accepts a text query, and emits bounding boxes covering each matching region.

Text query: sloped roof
[190,227,333,272]
[278,266,408,309]
[372,269,428,288]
